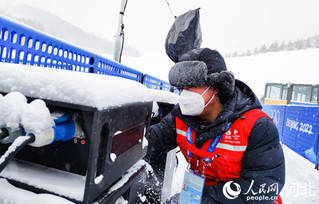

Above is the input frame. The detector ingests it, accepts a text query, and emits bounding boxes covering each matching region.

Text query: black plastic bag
[165,8,202,62]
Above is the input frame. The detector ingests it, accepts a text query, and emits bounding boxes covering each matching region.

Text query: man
[146,48,285,203]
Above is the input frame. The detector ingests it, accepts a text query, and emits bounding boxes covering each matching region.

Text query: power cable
[118,0,128,63]
[164,0,176,19]
[0,134,35,173]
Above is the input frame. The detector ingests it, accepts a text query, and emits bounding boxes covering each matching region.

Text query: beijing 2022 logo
[223,181,241,199]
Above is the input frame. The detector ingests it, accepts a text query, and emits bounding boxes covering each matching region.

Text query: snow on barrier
[0,16,142,81]
[263,104,319,166]
[0,16,177,92]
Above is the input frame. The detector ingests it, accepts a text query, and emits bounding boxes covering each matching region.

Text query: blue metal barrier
[262,105,287,141]
[289,101,318,106]
[263,104,319,166]
[0,17,143,82]
[143,74,172,91]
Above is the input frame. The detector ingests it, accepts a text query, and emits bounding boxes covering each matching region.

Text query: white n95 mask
[178,87,215,116]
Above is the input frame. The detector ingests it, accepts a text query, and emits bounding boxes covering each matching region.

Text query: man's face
[178,85,219,117]
[181,86,216,106]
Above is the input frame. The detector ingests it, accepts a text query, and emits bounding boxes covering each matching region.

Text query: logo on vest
[224,129,241,142]
[232,129,240,140]
[223,181,241,200]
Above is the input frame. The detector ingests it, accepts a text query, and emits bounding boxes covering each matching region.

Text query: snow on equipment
[0,12,178,203]
[0,89,153,203]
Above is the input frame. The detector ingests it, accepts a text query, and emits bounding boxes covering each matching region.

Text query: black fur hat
[179,48,227,74]
[169,48,235,103]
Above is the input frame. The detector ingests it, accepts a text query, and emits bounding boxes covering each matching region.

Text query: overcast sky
[20,0,319,52]
[6,0,319,79]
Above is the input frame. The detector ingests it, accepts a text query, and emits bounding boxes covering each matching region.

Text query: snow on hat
[168,61,208,88]
[169,48,235,103]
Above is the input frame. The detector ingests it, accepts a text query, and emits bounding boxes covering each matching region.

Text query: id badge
[180,170,205,204]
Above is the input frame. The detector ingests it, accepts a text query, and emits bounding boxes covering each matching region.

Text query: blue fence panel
[283,106,319,165]
[143,74,172,91]
[262,105,287,141]
[0,17,143,82]
[263,104,319,165]
[289,101,318,107]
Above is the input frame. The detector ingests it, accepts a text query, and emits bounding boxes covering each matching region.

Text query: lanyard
[186,123,232,162]
[186,127,193,156]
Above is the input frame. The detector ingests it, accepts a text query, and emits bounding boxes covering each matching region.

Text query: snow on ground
[226,49,319,99]
[170,144,319,203]
[280,145,319,203]
[0,63,178,110]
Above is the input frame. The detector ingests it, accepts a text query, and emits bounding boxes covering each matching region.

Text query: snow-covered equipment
[0,15,179,203]
[0,90,153,203]
[0,112,81,146]
[0,112,81,174]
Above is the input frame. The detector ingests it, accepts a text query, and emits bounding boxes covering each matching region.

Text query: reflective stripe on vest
[185,123,232,162]
[176,128,246,152]
[176,129,186,136]
[216,143,247,151]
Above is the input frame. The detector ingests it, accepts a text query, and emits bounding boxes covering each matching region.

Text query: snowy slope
[120,49,319,96]
[0,1,139,57]
[226,49,319,99]
[280,145,319,203]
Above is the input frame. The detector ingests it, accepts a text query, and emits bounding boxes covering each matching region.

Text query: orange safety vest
[176,109,283,204]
